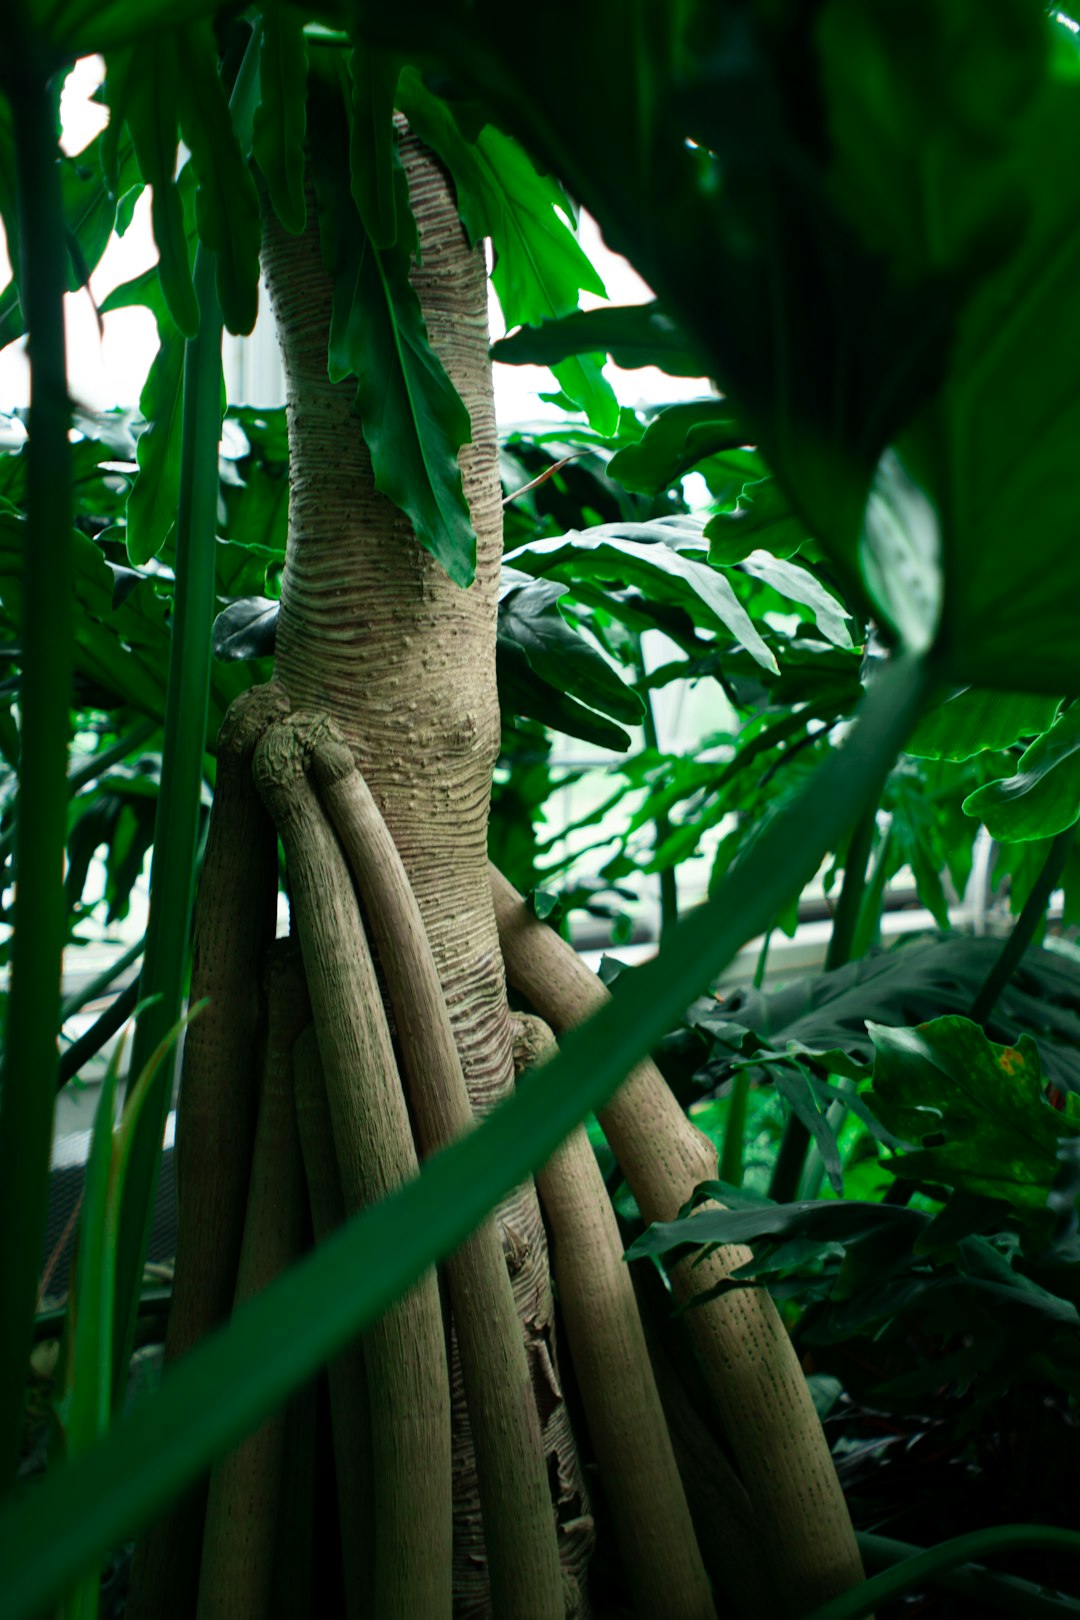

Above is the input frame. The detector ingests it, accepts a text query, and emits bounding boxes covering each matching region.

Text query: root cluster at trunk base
[125,687,863,1620]
[127,120,866,1620]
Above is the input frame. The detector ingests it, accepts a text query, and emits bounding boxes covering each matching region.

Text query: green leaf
[608,401,744,495]
[174,20,262,334]
[0,651,929,1620]
[907,688,1061,762]
[737,554,853,652]
[506,517,779,675]
[859,449,942,656]
[895,26,1080,692]
[311,102,475,584]
[963,704,1080,841]
[867,1014,1077,1210]
[126,325,185,566]
[0,513,170,719]
[706,477,810,566]
[348,42,400,248]
[550,353,619,438]
[104,38,198,338]
[252,2,309,234]
[392,74,619,434]
[496,575,642,747]
[626,1197,927,1265]
[212,596,278,661]
[490,302,703,377]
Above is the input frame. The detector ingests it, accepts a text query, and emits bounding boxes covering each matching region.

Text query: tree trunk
[259,125,592,1613]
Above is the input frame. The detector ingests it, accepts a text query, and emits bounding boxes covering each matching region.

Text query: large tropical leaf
[607,401,743,495]
[906,688,1061,762]
[490,303,703,378]
[310,85,475,584]
[395,68,619,434]
[505,518,779,675]
[867,1015,1079,1210]
[496,574,642,749]
[103,36,198,338]
[252,2,309,234]
[963,705,1080,842]
[706,935,1080,1098]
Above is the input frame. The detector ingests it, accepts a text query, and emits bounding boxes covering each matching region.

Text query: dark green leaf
[867,1015,1078,1210]
[104,38,198,338]
[311,96,475,584]
[706,477,810,566]
[963,705,1080,841]
[607,401,743,495]
[907,688,1061,762]
[212,596,278,661]
[499,577,641,723]
[348,43,400,248]
[626,1197,927,1264]
[490,302,703,377]
[174,20,262,334]
[126,326,184,566]
[252,2,309,234]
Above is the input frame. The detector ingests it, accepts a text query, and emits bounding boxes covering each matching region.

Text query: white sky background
[0,57,710,426]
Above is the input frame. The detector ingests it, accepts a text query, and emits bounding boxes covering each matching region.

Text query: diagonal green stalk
[634,635,678,940]
[60,936,145,1023]
[719,926,773,1187]
[857,1530,1080,1618]
[0,718,158,869]
[803,1525,1080,1620]
[969,824,1075,1027]
[110,21,261,1409]
[0,45,74,1498]
[108,238,223,1404]
[770,806,877,1204]
[0,650,931,1619]
[58,981,140,1091]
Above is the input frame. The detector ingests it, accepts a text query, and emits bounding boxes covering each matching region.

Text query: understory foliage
[4,2,1080,1618]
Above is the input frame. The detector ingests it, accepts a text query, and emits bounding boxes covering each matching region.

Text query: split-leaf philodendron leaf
[963,704,1080,842]
[867,1015,1078,1211]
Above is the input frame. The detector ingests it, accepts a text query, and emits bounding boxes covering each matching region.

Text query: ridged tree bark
[259,127,592,1612]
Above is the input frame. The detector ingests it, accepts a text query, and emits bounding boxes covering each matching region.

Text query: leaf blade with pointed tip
[252,2,309,235]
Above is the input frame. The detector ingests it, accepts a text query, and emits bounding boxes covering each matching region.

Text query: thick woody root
[197,942,311,1620]
[255,717,453,1620]
[292,1028,374,1620]
[511,1013,717,1620]
[491,866,868,1618]
[127,683,289,1620]
[310,727,567,1619]
[629,1256,778,1615]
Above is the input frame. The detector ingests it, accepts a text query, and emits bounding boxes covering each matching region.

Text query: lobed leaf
[963,704,1080,841]
[506,518,779,674]
[867,1014,1078,1210]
